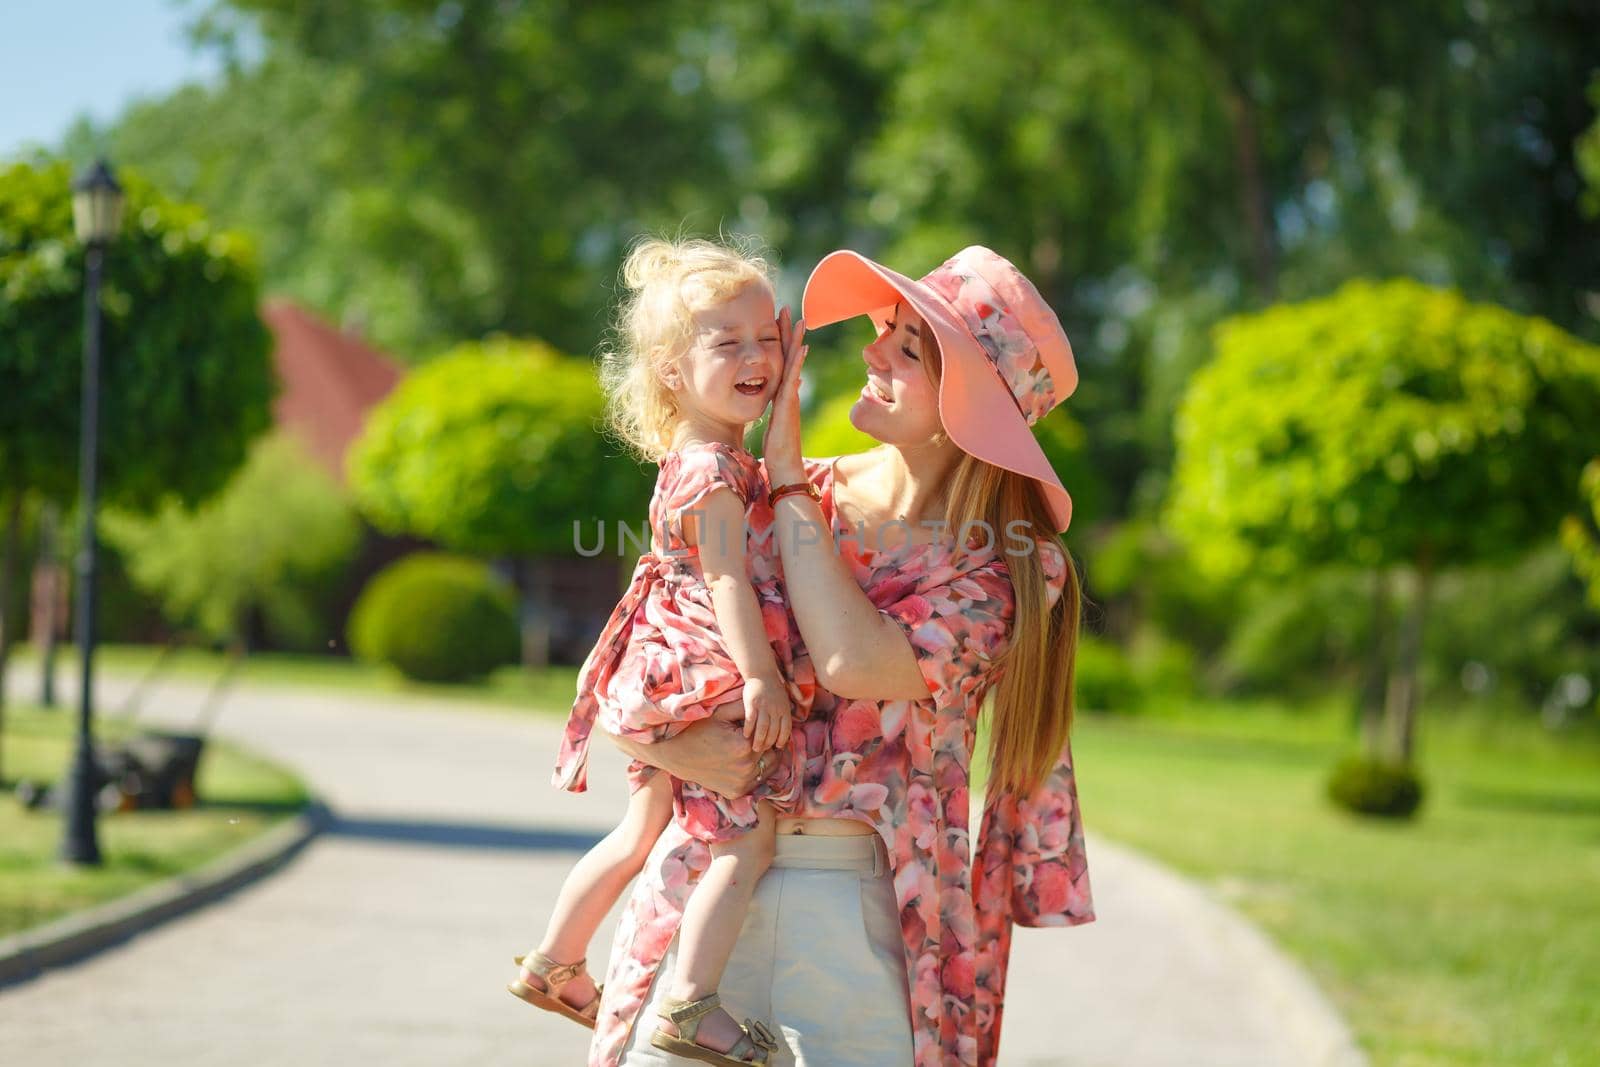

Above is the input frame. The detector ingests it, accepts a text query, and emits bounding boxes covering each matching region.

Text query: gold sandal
[506,950,604,1030]
[650,991,778,1066]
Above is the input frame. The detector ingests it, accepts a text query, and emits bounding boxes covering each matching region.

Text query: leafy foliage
[1072,634,1140,715]
[1325,754,1424,819]
[1423,541,1600,707]
[1582,75,1600,219]
[65,0,1600,525]
[117,0,753,360]
[347,337,653,557]
[347,552,519,683]
[99,431,361,648]
[1560,460,1600,610]
[1166,278,1600,580]
[0,160,274,509]
[29,0,1600,715]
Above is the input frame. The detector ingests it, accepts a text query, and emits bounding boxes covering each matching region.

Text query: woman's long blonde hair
[922,335,1083,797]
[598,235,775,462]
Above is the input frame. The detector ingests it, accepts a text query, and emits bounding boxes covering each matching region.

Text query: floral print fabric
[552,440,812,843]
[921,249,1058,426]
[582,454,1095,1067]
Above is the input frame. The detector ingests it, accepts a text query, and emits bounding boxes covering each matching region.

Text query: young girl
[510,237,813,1067]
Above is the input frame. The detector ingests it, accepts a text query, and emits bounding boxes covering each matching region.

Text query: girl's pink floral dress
[553,440,814,843]
[581,455,1095,1067]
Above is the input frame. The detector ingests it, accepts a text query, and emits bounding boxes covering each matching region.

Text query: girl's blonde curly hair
[599,235,777,462]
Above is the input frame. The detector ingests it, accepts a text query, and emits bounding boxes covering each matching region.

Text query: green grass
[0,702,311,938]
[1058,696,1600,1067]
[9,641,581,717]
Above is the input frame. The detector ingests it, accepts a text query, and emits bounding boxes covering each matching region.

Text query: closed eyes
[885,319,919,361]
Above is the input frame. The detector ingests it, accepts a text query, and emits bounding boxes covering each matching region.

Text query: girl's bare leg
[521,771,674,1007]
[660,799,778,1055]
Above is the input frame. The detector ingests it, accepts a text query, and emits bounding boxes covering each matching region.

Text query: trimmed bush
[1073,634,1141,714]
[348,336,652,558]
[1326,755,1425,819]
[347,553,519,683]
[1126,626,1197,698]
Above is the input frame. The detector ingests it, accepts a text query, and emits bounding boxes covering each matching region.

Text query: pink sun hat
[801,245,1079,532]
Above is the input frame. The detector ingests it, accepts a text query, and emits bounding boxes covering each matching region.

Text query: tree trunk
[0,491,22,784]
[1383,546,1435,765]
[512,556,552,669]
[1222,84,1278,302]
[1358,568,1391,758]
[34,500,64,708]
[1169,0,1278,300]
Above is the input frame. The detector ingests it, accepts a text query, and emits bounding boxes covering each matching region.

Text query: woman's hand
[606,715,763,797]
[762,305,808,487]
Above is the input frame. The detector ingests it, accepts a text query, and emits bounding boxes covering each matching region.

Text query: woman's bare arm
[761,308,929,702]
[605,714,762,798]
[769,494,930,701]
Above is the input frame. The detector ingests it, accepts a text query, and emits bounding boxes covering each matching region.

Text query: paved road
[2,663,1365,1066]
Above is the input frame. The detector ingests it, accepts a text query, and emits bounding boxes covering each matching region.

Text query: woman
[591,246,1095,1067]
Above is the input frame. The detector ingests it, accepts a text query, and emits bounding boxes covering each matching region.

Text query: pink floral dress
[553,440,814,843]
[582,455,1095,1067]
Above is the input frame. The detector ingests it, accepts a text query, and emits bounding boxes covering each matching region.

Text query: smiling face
[662,281,781,443]
[850,301,945,446]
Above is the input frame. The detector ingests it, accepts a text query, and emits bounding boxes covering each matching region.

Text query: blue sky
[1,0,223,158]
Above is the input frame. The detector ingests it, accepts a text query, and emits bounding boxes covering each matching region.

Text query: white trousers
[617,832,914,1066]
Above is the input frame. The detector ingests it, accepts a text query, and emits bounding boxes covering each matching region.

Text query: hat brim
[802,250,1074,533]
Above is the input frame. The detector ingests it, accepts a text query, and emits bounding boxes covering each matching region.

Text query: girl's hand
[762,305,807,487]
[742,675,793,753]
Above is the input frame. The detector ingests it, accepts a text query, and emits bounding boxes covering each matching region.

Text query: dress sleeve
[876,556,1015,707]
[1039,537,1070,611]
[659,445,751,552]
[974,537,1092,926]
[975,736,1095,928]
[665,445,749,512]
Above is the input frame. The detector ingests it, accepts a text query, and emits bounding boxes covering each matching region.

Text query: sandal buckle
[527,951,585,987]
[745,1018,778,1051]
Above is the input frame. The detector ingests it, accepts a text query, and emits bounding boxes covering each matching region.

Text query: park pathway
[2,663,1365,1066]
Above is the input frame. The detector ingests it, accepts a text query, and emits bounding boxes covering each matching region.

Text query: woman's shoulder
[987,534,1069,610]
[800,448,883,484]
[924,533,1065,615]
[798,452,841,487]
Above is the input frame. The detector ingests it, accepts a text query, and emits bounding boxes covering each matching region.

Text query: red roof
[262,300,404,485]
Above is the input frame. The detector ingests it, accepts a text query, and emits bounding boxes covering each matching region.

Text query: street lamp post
[60,159,124,866]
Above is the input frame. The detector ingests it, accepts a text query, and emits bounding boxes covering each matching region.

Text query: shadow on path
[324,815,604,853]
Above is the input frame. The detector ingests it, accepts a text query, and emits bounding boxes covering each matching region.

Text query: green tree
[854,0,1600,519]
[74,54,492,362]
[1580,74,1600,220]
[138,0,747,358]
[1165,279,1600,764]
[100,431,362,650]
[0,159,272,776]
[348,336,651,664]
[1561,459,1600,611]
[81,1,903,359]
[78,1,1599,523]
